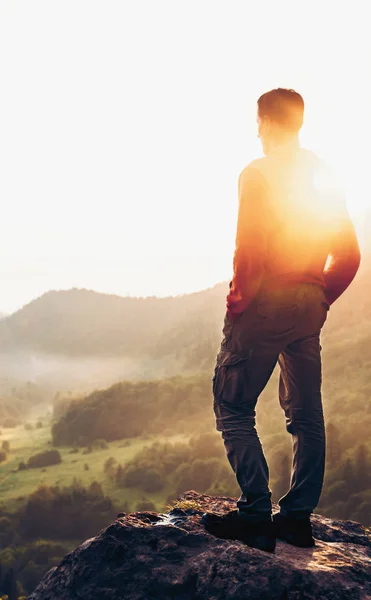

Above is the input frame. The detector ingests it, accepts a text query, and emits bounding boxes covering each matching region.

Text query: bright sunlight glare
[0,0,370,313]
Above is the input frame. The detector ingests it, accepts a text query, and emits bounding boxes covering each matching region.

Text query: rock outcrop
[28,491,371,600]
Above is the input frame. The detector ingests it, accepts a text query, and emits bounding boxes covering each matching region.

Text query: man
[201,88,361,553]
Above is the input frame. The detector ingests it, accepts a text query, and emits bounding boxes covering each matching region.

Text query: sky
[0,0,370,314]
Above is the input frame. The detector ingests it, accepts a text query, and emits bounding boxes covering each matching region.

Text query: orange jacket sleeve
[226,165,270,316]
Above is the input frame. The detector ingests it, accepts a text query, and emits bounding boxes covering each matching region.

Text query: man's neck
[268,135,300,156]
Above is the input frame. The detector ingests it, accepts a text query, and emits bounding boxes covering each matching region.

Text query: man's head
[257,88,304,155]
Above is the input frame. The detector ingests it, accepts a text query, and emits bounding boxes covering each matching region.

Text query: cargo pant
[212,282,329,522]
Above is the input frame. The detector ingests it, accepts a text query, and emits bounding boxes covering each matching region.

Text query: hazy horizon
[0,277,229,316]
[1,0,370,314]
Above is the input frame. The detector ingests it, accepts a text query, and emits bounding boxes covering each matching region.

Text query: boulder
[28,490,371,600]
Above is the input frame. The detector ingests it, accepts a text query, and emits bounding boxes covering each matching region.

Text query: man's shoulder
[239,158,268,182]
[239,150,332,184]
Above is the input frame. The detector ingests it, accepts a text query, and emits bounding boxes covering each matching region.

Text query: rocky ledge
[28,491,371,600]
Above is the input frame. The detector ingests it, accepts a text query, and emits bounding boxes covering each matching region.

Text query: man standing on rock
[201,88,361,552]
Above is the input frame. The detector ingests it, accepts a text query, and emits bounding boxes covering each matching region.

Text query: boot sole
[243,534,276,553]
[202,517,276,553]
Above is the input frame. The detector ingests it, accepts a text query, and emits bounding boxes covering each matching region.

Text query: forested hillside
[51,374,211,446]
[49,270,371,527]
[0,285,223,361]
[0,258,370,597]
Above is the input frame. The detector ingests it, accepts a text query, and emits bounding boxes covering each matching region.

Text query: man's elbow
[351,241,361,276]
[344,243,361,282]
[341,229,361,278]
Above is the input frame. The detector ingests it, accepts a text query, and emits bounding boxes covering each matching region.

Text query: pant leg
[212,343,278,522]
[212,284,320,523]
[277,332,326,519]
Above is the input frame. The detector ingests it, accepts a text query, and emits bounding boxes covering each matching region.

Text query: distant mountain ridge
[0,284,225,374]
[0,257,369,372]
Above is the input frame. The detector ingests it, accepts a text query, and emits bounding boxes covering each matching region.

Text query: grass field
[0,417,191,513]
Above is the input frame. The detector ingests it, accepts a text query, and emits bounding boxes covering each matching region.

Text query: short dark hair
[257,88,304,132]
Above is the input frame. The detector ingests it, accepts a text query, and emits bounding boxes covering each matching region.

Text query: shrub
[0,516,15,546]
[3,417,18,428]
[167,499,204,512]
[136,500,156,511]
[120,464,142,487]
[119,440,131,447]
[18,461,27,470]
[175,458,227,495]
[27,449,62,469]
[24,423,33,431]
[141,469,165,493]
[103,457,117,480]
[88,481,103,497]
[115,464,125,487]
[188,433,224,459]
[36,421,43,429]
[120,464,165,492]
[2,440,10,453]
[0,449,7,463]
[77,435,89,446]
[20,481,116,539]
[92,439,109,450]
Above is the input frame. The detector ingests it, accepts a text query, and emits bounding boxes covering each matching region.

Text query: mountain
[0,261,369,361]
[0,284,224,359]
[28,490,371,600]
[0,257,369,391]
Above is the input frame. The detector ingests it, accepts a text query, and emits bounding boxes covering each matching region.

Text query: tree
[341,458,355,489]
[27,449,62,469]
[88,481,103,497]
[354,444,369,492]
[1,567,17,600]
[0,517,15,547]
[1,441,10,453]
[136,499,156,511]
[326,422,342,465]
[141,469,165,493]
[103,457,117,480]
[115,464,125,487]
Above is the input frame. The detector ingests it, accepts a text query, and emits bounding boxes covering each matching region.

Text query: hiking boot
[273,512,315,547]
[201,509,276,553]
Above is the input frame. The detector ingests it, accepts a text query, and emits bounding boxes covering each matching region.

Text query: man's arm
[323,201,361,305]
[226,165,270,318]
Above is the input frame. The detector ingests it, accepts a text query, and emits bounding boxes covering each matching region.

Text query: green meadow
[0,418,191,513]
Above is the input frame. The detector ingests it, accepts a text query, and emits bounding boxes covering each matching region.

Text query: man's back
[228,146,360,316]
[252,148,333,281]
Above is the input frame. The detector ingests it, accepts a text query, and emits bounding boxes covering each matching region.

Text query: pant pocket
[319,300,330,328]
[213,360,247,406]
